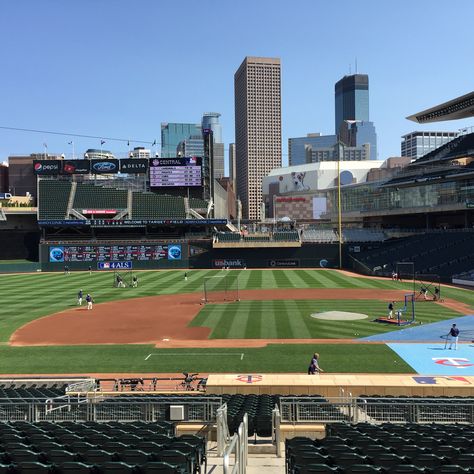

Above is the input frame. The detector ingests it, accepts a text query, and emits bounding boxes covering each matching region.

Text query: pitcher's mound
[311,311,368,321]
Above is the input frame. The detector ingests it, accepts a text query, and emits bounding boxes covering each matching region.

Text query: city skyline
[0,0,473,170]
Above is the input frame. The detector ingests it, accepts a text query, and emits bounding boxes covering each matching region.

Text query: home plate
[311,311,368,321]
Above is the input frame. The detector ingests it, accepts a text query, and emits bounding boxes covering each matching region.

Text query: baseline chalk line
[145,352,245,360]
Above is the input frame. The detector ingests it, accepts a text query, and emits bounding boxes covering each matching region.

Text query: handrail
[223,412,248,474]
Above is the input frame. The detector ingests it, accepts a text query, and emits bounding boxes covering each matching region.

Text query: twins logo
[432,358,474,368]
[235,375,263,384]
[413,376,471,385]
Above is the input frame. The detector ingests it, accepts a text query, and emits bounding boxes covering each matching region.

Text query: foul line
[145,353,244,361]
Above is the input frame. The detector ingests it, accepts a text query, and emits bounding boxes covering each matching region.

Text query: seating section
[38,181,72,219]
[341,229,386,243]
[302,229,338,243]
[356,231,474,279]
[287,423,474,474]
[132,192,186,219]
[273,231,300,242]
[0,421,205,473]
[0,386,66,400]
[188,198,208,209]
[215,232,241,242]
[73,183,128,210]
[223,394,280,437]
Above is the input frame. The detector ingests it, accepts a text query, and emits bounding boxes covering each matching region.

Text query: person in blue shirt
[86,293,94,310]
[448,324,460,350]
[308,353,324,375]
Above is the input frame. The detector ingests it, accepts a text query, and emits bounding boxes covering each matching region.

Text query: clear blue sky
[1,0,473,171]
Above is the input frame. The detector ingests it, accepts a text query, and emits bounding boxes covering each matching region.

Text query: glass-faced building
[288,134,337,166]
[401,131,458,160]
[335,74,369,135]
[161,123,201,158]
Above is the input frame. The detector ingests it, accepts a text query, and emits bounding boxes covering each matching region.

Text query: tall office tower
[229,143,236,190]
[234,56,282,219]
[161,122,201,158]
[401,131,458,160]
[202,112,225,180]
[335,74,369,136]
[176,135,205,157]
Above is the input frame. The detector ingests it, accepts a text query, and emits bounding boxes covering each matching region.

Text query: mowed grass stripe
[261,301,278,338]
[225,303,249,338]
[330,272,380,289]
[272,270,294,288]
[287,300,312,338]
[244,300,263,338]
[307,270,343,288]
[261,270,278,289]
[286,270,314,288]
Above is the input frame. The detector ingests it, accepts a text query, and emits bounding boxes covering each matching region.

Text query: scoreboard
[49,244,182,263]
[149,157,202,187]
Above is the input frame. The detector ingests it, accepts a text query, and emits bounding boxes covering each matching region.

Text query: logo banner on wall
[33,160,61,175]
[120,159,148,173]
[268,259,299,267]
[61,160,90,174]
[49,246,65,262]
[90,159,119,174]
[167,244,182,260]
[97,261,133,270]
[213,259,246,268]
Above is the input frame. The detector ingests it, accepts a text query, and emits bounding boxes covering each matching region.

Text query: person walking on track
[86,293,94,310]
[308,353,324,375]
[77,289,83,306]
[448,323,460,350]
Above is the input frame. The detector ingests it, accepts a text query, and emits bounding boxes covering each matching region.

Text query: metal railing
[216,403,231,456]
[272,404,282,457]
[223,413,248,474]
[0,396,222,423]
[279,397,474,425]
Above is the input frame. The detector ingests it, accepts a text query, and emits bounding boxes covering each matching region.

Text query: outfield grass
[0,269,471,374]
[191,299,460,339]
[0,344,414,374]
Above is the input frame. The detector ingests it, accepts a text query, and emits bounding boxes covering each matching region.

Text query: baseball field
[0,268,472,375]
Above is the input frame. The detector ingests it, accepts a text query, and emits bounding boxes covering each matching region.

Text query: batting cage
[415,273,441,301]
[202,272,240,303]
[113,270,134,288]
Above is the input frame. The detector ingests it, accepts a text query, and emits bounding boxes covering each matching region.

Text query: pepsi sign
[91,160,119,174]
[33,160,61,175]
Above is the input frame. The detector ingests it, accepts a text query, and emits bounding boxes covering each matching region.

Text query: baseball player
[77,289,83,306]
[86,293,94,310]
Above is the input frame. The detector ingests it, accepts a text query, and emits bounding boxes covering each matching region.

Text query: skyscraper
[234,56,282,219]
[335,74,369,136]
[202,112,224,180]
[229,143,236,190]
[401,131,458,160]
[161,122,201,158]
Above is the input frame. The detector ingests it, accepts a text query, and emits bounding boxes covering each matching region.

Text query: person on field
[434,287,440,301]
[77,289,83,306]
[132,275,138,288]
[308,353,324,375]
[388,301,395,319]
[184,271,188,282]
[88,265,92,275]
[448,324,460,350]
[86,293,94,310]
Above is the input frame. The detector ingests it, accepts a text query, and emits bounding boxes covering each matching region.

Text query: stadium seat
[138,461,186,474]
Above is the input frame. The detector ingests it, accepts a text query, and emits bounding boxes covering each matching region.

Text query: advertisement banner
[90,159,119,174]
[268,259,300,268]
[213,259,246,268]
[33,160,61,175]
[167,244,182,260]
[120,158,148,174]
[97,261,133,270]
[61,160,90,175]
[49,246,65,262]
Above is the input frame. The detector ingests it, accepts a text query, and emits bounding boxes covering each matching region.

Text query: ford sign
[91,161,118,173]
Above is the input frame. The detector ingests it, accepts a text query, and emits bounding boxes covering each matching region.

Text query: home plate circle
[311,311,369,320]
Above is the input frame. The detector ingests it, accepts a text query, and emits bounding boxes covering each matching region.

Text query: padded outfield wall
[39,241,342,271]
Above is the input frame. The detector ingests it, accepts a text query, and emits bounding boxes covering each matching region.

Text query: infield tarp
[387,343,474,376]
[360,315,474,342]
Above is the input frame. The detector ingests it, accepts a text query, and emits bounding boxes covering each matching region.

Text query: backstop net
[203,272,240,303]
